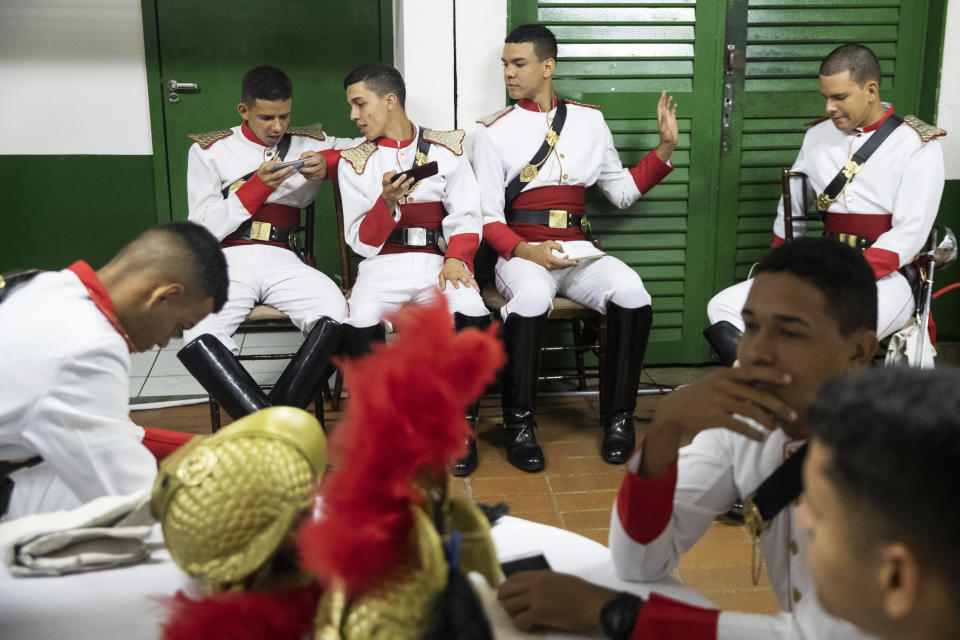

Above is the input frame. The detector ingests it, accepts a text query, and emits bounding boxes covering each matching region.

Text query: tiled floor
[129,333,781,615]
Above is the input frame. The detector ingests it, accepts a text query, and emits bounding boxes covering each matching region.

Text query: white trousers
[707,271,915,339]
[346,253,488,328]
[495,241,652,319]
[183,244,348,354]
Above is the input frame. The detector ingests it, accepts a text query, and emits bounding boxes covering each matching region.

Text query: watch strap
[600,591,643,640]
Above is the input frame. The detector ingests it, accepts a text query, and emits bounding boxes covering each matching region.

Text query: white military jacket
[774,106,945,279]
[608,428,878,640]
[0,267,156,520]
[336,125,482,265]
[187,121,352,241]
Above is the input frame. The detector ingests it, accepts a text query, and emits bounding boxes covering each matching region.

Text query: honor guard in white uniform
[337,63,490,476]
[180,66,356,416]
[705,44,945,366]
[497,239,880,640]
[470,24,677,471]
[0,223,226,520]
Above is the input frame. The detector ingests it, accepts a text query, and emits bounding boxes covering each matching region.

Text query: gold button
[562,174,569,180]
[407,197,414,203]
[793,588,802,603]
[560,153,565,158]
[399,153,405,158]
[789,540,799,556]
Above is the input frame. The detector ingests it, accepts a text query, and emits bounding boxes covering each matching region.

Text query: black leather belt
[508,208,584,230]
[825,231,874,251]
[386,227,446,251]
[234,220,295,243]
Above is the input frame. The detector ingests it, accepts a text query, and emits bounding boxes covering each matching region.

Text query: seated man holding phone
[181,65,356,414]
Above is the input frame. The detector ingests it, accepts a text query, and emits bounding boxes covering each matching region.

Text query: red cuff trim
[616,457,678,544]
[771,234,785,248]
[320,149,341,181]
[863,246,900,280]
[629,150,673,195]
[141,427,194,462]
[444,234,480,270]
[358,198,398,247]
[633,593,720,640]
[235,173,274,215]
[483,221,523,259]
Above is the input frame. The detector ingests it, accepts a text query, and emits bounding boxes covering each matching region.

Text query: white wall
[937,0,960,179]
[0,0,152,155]
[393,0,506,134]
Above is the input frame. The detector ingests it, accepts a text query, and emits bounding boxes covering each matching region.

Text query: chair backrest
[781,169,821,241]
[292,202,317,267]
[332,180,360,292]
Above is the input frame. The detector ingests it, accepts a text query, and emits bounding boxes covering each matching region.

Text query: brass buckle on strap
[548,209,568,229]
[841,158,862,181]
[250,221,272,242]
[816,192,835,212]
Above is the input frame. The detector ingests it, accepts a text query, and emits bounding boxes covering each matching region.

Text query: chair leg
[209,399,222,433]
[572,319,588,390]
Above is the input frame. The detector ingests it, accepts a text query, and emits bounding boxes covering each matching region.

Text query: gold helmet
[151,406,326,589]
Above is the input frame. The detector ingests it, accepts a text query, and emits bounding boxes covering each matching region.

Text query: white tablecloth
[0,516,712,639]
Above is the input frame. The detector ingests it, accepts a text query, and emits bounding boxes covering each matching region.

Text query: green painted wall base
[0,156,158,271]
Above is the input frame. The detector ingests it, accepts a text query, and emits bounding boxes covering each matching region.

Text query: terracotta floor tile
[497,492,556,516]
[561,508,614,530]
[540,439,600,458]
[700,521,753,546]
[678,540,752,570]
[702,589,782,615]
[512,510,563,528]
[548,455,627,476]
[680,566,771,592]
[547,473,624,493]
[554,490,618,513]
[471,475,550,500]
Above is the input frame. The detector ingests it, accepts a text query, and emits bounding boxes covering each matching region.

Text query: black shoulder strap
[816,114,903,211]
[220,132,293,199]
[0,269,42,305]
[504,99,568,210]
[743,442,807,535]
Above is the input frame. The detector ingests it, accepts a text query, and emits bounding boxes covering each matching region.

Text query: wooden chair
[207,202,329,432]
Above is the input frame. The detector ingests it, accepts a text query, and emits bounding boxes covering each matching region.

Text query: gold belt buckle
[250,221,272,241]
[548,209,568,229]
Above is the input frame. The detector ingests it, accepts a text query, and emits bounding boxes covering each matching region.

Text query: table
[0,516,712,639]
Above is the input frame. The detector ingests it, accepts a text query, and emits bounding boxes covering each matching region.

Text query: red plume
[297,296,503,593]
[160,585,321,640]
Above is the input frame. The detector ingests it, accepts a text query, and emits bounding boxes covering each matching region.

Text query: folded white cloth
[885,318,936,368]
[0,490,153,577]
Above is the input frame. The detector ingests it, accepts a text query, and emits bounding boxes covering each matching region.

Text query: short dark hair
[755,237,877,336]
[343,62,406,108]
[808,366,960,601]
[819,43,882,86]
[241,66,293,104]
[505,23,558,62]
[154,222,228,312]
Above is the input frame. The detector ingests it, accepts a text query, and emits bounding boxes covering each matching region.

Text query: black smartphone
[500,553,551,577]
[390,161,439,183]
[269,158,307,173]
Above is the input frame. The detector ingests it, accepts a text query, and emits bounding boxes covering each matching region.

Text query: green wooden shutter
[509,1,724,364]
[716,0,933,284]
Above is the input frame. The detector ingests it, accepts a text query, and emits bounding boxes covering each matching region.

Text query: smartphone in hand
[269,158,307,173]
[390,161,439,183]
[500,553,551,577]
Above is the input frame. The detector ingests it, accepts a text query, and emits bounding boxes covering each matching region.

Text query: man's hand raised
[654,90,678,163]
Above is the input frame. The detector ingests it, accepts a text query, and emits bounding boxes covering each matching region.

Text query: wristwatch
[600,591,643,640]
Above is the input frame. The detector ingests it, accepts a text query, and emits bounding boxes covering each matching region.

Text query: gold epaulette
[187,129,233,149]
[287,122,326,141]
[422,128,465,156]
[476,106,514,128]
[904,115,946,143]
[340,140,378,174]
[564,98,599,110]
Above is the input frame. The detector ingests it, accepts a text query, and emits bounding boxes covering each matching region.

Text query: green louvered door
[510,1,725,363]
[510,0,935,363]
[715,0,932,291]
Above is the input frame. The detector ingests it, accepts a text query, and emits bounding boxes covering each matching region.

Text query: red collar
[376,124,417,149]
[240,121,268,146]
[517,95,559,113]
[67,261,137,353]
[860,105,895,133]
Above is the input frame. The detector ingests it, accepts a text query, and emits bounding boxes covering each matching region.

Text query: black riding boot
[177,334,270,420]
[452,312,493,477]
[338,323,387,360]
[267,316,343,409]
[703,320,742,367]
[501,312,547,472]
[600,303,653,464]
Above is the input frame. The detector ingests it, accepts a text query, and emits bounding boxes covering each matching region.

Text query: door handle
[167,80,200,92]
